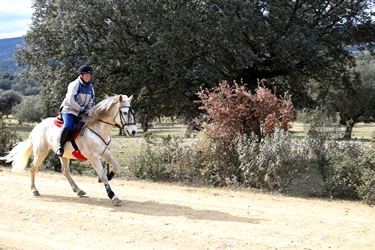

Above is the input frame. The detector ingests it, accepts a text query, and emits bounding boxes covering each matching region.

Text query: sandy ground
[0,166,374,250]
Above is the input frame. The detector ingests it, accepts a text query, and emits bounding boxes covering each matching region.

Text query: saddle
[54,115,87,161]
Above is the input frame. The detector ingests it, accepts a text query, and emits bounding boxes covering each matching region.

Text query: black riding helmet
[78,65,93,75]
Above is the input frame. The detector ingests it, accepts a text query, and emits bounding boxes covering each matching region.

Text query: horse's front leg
[90,155,121,206]
[60,157,86,197]
[98,150,120,183]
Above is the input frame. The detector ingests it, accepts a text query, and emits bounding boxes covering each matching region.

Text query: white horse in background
[0,94,137,206]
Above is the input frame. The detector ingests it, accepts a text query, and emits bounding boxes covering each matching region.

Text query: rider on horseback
[55,65,95,157]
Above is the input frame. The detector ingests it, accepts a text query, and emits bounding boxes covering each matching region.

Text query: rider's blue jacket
[60,76,95,116]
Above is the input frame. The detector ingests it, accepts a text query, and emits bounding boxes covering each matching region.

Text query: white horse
[0,94,137,206]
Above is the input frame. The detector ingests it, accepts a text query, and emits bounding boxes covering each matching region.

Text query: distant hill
[0,37,23,58]
[0,37,25,74]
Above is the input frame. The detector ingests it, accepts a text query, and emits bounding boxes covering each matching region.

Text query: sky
[0,0,34,39]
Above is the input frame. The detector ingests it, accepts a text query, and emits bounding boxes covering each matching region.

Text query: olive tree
[15,0,374,126]
[0,90,22,117]
[12,95,45,124]
[320,53,375,139]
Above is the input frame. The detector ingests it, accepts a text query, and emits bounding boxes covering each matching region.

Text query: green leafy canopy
[15,0,374,122]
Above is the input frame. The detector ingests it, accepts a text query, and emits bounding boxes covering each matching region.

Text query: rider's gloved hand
[79,108,87,116]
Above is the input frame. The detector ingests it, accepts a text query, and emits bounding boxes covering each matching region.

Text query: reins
[83,126,112,156]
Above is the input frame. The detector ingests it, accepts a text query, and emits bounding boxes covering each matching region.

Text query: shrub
[356,137,375,204]
[193,80,295,187]
[196,80,295,141]
[0,121,22,161]
[131,127,313,189]
[323,149,363,200]
[195,125,242,186]
[141,131,155,144]
[40,151,62,172]
[130,136,202,183]
[237,129,310,191]
[302,108,342,181]
[358,174,375,205]
[300,108,373,201]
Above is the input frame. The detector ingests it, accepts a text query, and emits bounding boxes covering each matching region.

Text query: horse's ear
[128,95,133,103]
[118,94,123,102]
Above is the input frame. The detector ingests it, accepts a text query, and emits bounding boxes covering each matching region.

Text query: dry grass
[290,121,375,140]
[2,118,374,198]
[3,118,375,152]
[350,122,375,139]
[1,116,37,139]
[5,114,375,141]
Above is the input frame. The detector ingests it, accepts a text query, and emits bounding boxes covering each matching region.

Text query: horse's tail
[1,137,33,172]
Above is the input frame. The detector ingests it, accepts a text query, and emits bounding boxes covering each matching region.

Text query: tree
[0,90,22,117]
[11,78,41,96]
[0,72,41,96]
[320,53,375,139]
[12,95,45,124]
[15,0,374,126]
[0,72,14,91]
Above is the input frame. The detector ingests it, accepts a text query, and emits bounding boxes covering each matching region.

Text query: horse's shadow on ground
[38,194,261,224]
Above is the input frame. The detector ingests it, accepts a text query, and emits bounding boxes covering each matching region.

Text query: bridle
[115,106,136,129]
[95,105,136,131]
[83,105,136,153]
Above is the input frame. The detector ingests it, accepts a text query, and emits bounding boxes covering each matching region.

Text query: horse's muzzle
[126,126,138,137]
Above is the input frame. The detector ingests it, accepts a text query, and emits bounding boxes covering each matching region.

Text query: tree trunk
[142,121,149,132]
[343,119,355,139]
[186,121,201,133]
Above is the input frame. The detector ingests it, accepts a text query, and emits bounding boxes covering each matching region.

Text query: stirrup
[55,148,64,157]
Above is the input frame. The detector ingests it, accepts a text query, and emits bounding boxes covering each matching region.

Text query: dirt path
[0,167,374,250]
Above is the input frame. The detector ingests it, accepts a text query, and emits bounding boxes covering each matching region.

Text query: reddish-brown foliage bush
[196,80,295,140]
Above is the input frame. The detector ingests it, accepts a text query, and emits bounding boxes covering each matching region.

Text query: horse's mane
[85,95,120,126]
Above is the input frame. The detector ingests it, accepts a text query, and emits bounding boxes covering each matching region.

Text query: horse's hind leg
[30,162,41,196]
[60,157,86,197]
[30,149,49,196]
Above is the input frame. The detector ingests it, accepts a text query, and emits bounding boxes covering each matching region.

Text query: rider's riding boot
[55,128,70,157]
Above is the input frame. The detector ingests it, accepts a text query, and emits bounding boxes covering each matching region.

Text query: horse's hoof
[32,190,40,196]
[77,190,86,197]
[112,197,122,206]
[98,177,102,183]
